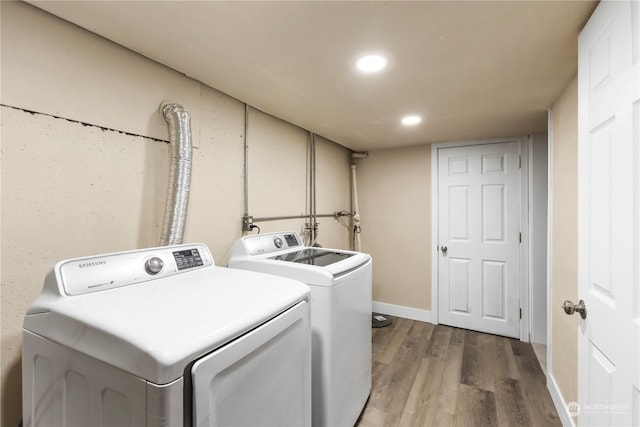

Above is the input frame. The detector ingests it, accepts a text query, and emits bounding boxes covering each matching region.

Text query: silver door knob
[562,299,587,319]
[441,246,448,253]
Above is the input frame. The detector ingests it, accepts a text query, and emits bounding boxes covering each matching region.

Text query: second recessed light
[356,54,388,73]
[401,115,422,126]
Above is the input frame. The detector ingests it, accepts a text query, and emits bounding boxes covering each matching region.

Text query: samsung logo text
[78,260,107,269]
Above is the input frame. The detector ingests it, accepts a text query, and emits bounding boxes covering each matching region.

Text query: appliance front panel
[190,300,311,426]
[310,262,372,426]
[22,330,148,427]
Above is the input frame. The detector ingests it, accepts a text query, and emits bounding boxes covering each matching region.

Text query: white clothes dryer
[22,243,311,427]
[229,232,372,427]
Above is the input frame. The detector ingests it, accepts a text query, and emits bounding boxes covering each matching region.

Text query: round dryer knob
[273,237,283,248]
[144,257,164,275]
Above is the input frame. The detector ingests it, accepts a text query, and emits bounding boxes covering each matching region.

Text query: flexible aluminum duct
[159,102,192,246]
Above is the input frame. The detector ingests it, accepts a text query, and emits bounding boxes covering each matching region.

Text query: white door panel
[578,0,639,424]
[438,141,521,338]
[191,301,311,427]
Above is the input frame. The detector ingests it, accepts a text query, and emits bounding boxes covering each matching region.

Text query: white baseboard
[372,301,435,324]
[547,372,576,426]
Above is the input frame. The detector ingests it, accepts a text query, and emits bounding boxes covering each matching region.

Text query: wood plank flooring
[356,317,561,427]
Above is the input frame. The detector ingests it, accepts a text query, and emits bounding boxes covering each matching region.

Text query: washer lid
[229,231,372,286]
[268,248,355,267]
[23,245,310,385]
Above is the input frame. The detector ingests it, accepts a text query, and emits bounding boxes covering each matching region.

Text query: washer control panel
[173,248,204,270]
[58,244,212,296]
[242,231,302,255]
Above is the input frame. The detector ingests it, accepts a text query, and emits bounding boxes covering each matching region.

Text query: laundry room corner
[1,0,604,425]
[0,2,353,425]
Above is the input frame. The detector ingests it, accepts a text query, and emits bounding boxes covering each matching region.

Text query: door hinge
[519,232,522,243]
[519,308,522,319]
[518,155,522,169]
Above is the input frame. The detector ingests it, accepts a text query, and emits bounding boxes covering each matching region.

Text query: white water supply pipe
[159,102,193,246]
[350,152,368,252]
[310,133,318,246]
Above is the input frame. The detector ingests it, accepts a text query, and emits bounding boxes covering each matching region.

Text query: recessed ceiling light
[356,54,388,73]
[401,115,422,126]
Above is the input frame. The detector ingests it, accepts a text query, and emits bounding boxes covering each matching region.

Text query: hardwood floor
[356,317,561,427]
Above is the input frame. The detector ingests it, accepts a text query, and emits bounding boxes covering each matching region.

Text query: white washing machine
[228,232,372,427]
[22,243,311,427]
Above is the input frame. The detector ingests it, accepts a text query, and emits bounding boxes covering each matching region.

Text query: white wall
[357,145,431,315]
[530,134,549,344]
[548,75,579,410]
[0,3,351,425]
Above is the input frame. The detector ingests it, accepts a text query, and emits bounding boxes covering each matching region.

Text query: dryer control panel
[56,244,214,296]
[241,232,302,255]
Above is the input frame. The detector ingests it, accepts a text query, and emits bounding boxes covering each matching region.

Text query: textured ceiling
[29,1,597,151]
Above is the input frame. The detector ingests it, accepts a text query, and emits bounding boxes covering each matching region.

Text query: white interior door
[577,0,639,425]
[438,141,521,338]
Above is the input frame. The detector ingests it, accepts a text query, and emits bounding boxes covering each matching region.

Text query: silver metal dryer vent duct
[159,102,192,246]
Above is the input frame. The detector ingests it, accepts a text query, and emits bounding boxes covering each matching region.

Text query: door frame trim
[430,136,531,341]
